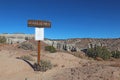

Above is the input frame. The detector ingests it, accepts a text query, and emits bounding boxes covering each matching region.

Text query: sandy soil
[0,44,120,80]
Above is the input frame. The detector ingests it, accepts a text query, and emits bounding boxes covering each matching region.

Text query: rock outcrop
[0,34,120,52]
[0,34,34,44]
[44,38,120,52]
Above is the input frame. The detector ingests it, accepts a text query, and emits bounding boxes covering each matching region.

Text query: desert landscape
[0,34,120,80]
[0,0,120,80]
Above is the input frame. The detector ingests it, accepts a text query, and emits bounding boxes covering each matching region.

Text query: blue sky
[0,0,120,39]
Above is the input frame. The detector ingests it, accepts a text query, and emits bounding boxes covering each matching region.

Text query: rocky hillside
[0,34,120,52]
[44,38,120,52]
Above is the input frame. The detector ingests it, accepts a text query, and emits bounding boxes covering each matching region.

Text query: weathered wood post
[28,20,51,65]
[38,40,41,65]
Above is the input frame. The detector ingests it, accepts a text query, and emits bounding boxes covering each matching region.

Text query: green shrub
[45,46,56,53]
[111,50,120,58]
[86,46,111,60]
[0,36,6,43]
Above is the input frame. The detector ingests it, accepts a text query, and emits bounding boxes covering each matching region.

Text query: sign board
[28,20,51,28]
[35,28,44,40]
[27,19,51,66]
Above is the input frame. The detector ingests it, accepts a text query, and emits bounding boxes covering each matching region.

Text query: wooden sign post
[38,40,41,65]
[28,20,51,65]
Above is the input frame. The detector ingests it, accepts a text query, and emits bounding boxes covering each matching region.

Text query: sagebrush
[20,55,34,61]
[18,42,35,50]
[86,46,111,60]
[34,60,52,71]
[45,46,56,53]
[111,50,120,58]
[0,36,6,43]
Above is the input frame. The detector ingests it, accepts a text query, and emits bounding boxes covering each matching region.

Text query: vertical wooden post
[38,40,41,65]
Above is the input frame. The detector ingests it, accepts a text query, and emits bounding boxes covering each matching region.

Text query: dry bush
[30,53,37,57]
[69,52,87,59]
[19,55,34,61]
[18,41,36,51]
[96,57,104,61]
[53,64,58,67]
[34,60,53,72]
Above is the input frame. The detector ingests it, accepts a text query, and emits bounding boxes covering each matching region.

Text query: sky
[0,0,120,39]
